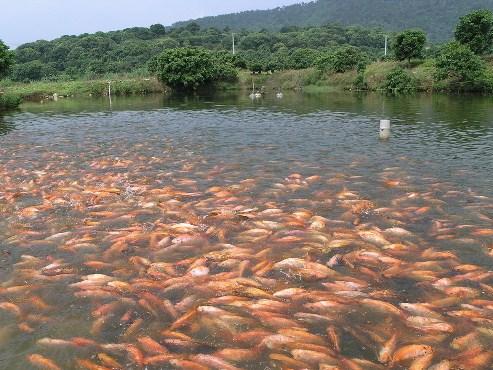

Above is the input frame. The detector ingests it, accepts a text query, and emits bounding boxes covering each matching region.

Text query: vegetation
[4,8,493,97]
[393,30,427,63]
[0,77,163,100]
[9,23,388,81]
[455,9,493,54]
[382,67,417,91]
[0,40,21,110]
[174,0,493,42]
[0,93,22,111]
[434,42,491,91]
[317,46,368,73]
[0,40,15,79]
[149,48,237,90]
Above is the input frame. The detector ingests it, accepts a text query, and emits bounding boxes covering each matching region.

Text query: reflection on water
[0,92,493,370]
[0,115,15,136]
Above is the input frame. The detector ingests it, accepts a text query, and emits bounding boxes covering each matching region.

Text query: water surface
[0,92,492,369]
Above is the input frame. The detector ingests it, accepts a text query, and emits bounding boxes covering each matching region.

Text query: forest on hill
[10,23,388,81]
[174,0,493,42]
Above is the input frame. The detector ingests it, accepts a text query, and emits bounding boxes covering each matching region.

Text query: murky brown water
[0,92,492,369]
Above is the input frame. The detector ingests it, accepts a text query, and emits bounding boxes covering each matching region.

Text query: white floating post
[108,81,112,108]
[380,119,391,140]
[53,93,58,101]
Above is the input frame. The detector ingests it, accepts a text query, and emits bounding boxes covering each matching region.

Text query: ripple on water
[0,92,493,369]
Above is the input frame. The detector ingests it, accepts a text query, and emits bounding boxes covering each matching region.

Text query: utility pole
[384,35,388,57]
[232,33,236,55]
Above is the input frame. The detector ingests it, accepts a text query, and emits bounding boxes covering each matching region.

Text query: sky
[2,0,303,48]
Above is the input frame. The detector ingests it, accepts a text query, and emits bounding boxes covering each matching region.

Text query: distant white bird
[249,80,263,99]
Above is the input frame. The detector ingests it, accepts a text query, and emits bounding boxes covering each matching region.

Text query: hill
[173,0,493,42]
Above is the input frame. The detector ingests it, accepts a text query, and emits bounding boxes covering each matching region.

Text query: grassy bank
[0,77,165,100]
[240,61,437,94]
[0,60,482,102]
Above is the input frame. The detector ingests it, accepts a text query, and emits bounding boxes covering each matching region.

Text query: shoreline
[0,61,490,104]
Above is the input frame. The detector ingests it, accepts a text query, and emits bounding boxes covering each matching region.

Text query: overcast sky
[1,0,303,48]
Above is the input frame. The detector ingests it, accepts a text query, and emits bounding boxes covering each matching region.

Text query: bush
[0,93,22,110]
[149,48,238,90]
[434,41,491,91]
[317,46,367,73]
[353,72,368,90]
[382,67,417,91]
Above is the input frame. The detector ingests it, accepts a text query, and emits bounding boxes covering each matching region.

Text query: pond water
[0,92,492,370]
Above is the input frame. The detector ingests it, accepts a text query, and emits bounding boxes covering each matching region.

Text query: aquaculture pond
[0,92,493,370]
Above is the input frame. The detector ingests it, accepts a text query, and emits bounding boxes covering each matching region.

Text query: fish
[378,334,397,363]
[405,316,454,333]
[28,354,62,370]
[392,345,433,363]
[273,258,337,280]
[2,131,493,370]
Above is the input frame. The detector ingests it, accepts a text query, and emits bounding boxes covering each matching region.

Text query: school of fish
[1,132,493,370]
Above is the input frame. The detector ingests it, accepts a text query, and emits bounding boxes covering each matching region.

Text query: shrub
[382,67,417,91]
[0,93,22,111]
[353,72,368,90]
[434,41,491,91]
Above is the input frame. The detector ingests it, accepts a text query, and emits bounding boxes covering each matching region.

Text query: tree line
[3,23,388,82]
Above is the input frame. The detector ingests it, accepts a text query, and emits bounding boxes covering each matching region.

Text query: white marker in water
[380,119,391,140]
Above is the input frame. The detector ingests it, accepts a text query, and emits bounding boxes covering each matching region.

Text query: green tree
[455,9,493,55]
[149,47,237,90]
[248,61,263,74]
[185,23,201,34]
[0,40,15,79]
[150,24,166,36]
[317,46,366,73]
[393,30,426,63]
[9,22,391,79]
[289,48,319,69]
[435,41,488,90]
[11,60,47,81]
[332,46,367,72]
[270,47,290,71]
